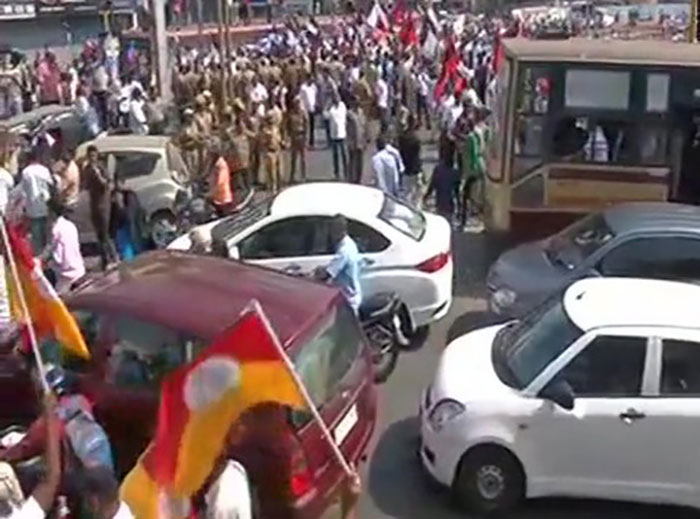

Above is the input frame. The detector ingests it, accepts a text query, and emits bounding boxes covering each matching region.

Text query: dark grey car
[487,202,700,318]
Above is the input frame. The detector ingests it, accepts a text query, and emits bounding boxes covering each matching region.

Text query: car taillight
[416,252,450,273]
[289,443,314,498]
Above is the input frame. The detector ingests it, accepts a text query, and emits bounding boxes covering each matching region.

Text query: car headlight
[428,399,465,431]
[492,288,517,309]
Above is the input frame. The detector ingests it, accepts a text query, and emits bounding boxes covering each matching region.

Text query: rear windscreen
[379,195,426,241]
[291,303,362,426]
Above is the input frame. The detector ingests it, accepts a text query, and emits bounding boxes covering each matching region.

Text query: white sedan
[168,183,453,330]
[421,277,700,514]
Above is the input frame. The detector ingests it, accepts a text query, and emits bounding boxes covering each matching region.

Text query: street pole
[197,0,204,47]
[217,0,228,108]
[152,0,172,101]
[690,0,698,43]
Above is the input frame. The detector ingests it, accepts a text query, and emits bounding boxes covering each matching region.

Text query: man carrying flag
[120,302,361,519]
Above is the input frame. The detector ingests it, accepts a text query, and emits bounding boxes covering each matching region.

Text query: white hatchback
[421,277,700,514]
[168,183,453,330]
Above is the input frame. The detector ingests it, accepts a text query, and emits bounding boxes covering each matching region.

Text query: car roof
[80,135,172,152]
[1,104,75,130]
[270,182,385,219]
[67,250,341,346]
[564,277,700,332]
[603,202,700,236]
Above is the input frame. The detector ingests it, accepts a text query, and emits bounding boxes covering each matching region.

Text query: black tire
[454,445,525,516]
[372,341,398,384]
[150,210,177,249]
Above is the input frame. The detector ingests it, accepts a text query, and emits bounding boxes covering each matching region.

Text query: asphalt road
[283,130,700,519]
[356,231,700,519]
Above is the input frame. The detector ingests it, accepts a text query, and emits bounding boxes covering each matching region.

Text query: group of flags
[0,220,340,519]
[365,0,509,103]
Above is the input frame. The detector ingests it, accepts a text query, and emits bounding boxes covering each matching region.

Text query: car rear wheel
[150,211,177,249]
[454,445,524,516]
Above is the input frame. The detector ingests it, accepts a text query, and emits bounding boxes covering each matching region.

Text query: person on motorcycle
[315,214,362,313]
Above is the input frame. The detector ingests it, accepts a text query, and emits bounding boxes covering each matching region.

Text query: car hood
[488,240,569,294]
[431,324,518,404]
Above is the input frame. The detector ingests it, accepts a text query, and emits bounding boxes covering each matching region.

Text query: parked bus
[486,37,700,240]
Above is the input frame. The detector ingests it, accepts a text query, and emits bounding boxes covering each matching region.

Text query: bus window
[512,66,552,182]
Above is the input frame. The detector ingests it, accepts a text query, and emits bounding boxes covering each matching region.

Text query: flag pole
[0,217,49,394]
[250,300,353,477]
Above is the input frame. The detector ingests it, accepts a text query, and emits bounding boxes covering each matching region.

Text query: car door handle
[619,408,646,424]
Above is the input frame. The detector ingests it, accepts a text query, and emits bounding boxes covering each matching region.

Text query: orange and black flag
[120,304,307,519]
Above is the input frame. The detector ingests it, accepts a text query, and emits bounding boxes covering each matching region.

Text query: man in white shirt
[299,76,318,147]
[372,136,401,197]
[82,467,134,519]
[128,89,149,136]
[325,93,348,180]
[375,75,390,133]
[0,161,14,215]
[20,148,54,252]
[204,460,252,519]
[250,81,268,105]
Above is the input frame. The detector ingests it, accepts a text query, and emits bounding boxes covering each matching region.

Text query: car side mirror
[539,379,575,411]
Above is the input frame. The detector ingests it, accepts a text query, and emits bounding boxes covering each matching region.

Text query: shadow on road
[366,417,463,519]
[451,231,516,298]
[446,309,503,344]
[365,416,700,519]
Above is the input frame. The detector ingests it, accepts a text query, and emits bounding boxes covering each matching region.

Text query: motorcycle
[358,292,409,384]
[300,266,408,384]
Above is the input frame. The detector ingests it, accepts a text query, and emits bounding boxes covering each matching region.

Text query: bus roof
[503,38,700,67]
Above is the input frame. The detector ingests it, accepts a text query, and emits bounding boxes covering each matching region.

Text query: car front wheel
[150,211,177,249]
[454,445,524,516]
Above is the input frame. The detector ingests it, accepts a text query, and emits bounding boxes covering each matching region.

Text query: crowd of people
[168,9,502,230]
[0,5,511,519]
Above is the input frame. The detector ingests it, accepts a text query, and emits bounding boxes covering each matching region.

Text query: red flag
[398,13,419,48]
[391,0,408,27]
[5,223,89,359]
[434,36,461,100]
[121,305,308,519]
[492,34,505,75]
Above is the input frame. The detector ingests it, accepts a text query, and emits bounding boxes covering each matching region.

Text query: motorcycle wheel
[366,325,399,384]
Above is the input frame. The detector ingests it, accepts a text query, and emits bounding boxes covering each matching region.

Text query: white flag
[367,1,389,29]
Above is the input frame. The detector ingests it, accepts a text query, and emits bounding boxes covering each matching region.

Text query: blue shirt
[326,235,362,312]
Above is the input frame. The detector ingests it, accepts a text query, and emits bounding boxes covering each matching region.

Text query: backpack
[57,395,114,473]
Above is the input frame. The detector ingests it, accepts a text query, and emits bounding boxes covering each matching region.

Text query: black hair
[81,466,119,505]
[87,145,98,155]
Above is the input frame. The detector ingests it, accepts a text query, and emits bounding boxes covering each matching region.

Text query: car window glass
[600,238,700,279]
[238,217,329,260]
[110,316,204,389]
[661,339,700,395]
[556,335,646,397]
[291,304,361,427]
[348,220,389,253]
[42,310,104,370]
[111,152,159,181]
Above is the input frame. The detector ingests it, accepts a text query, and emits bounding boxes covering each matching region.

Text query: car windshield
[379,195,426,241]
[493,296,582,389]
[291,302,362,427]
[544,213,614,270]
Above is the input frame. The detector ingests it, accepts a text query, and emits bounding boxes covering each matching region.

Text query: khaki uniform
[178,121,203,177]
[286,109,308,182]
[259,122,282,193]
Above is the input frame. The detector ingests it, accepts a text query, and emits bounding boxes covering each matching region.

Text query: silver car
[75,135,190,248]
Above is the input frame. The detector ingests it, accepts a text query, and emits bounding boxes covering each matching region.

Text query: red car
[0,251,377,519]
